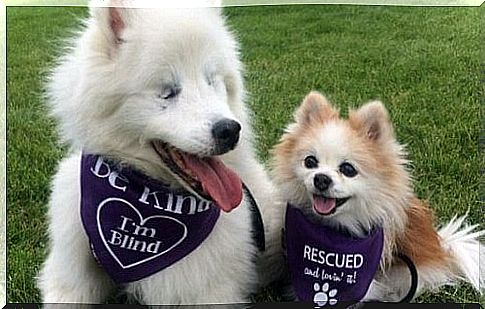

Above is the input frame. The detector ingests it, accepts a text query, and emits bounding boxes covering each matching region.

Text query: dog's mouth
[312,195,350,216]
[152,140,243,213]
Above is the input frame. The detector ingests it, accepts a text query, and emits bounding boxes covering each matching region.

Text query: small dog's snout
[212,119,241,154]
[314,173,332,191]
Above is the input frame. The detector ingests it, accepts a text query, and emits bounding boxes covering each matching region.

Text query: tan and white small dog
[270,91,484,302]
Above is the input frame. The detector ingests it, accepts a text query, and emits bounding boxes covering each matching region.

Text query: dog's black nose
[314,173,332,191]
[212,119,241,154]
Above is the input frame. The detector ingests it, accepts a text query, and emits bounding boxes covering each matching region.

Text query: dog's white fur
[38,2,284,305]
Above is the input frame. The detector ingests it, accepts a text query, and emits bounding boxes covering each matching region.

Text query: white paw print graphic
[313,282,338,307]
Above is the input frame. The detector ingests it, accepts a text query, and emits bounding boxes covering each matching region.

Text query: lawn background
[6,4,484,304]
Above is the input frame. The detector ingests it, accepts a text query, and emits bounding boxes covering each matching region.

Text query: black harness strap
[242,182,265,252]
[397,253,418,303]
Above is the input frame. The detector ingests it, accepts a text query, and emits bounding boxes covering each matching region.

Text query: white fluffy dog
[37,1,283,305]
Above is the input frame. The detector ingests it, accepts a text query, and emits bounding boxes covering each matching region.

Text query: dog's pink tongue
[181,154,243,212]
[313,196,336,215]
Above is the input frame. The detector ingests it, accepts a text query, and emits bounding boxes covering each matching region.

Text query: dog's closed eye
[207,73,224,89]
[159,86,181,100]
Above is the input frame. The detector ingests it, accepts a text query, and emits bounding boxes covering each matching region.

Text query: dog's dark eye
[304,156,319,169]
[160,87,181,100]
[339,162,358,177]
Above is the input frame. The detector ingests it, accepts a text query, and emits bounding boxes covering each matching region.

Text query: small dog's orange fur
[399,198,450,267]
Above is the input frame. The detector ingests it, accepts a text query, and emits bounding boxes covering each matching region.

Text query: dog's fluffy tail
[417,214,485,295]
[365,213,484,302]
[435,214,485,292]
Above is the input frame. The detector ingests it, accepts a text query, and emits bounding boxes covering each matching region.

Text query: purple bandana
[285,204,384,307]
[80,154,220,283]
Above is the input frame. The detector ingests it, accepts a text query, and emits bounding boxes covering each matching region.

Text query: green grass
[7,4,484,305]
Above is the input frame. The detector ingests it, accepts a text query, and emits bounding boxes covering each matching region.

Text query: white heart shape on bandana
[97,197,188,269]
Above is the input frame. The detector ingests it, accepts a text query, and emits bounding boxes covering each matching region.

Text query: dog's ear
[89,0,134,48]
[294,91,338,126]
[350,101,394,142]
